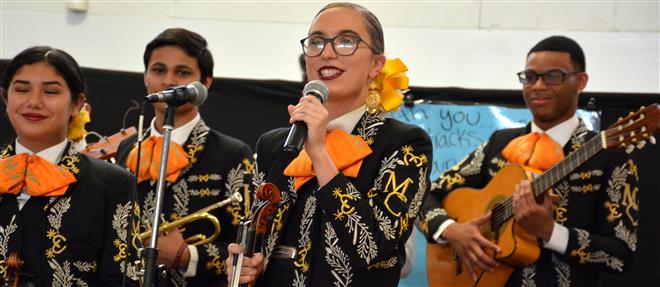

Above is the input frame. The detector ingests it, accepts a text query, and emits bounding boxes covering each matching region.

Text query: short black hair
[143,28,214,81]
[528,35,586,72]
[1,46,86,102]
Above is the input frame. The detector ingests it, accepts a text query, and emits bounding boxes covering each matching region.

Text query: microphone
[283,80,329,154]
[144,81,208,107]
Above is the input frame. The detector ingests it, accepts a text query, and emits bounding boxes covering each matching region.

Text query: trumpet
[139,192,243,246]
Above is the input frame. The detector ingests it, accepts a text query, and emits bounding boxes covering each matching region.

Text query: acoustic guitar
[426,103,659,287]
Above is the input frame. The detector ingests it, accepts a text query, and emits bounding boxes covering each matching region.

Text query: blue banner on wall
[392,102,600,180]
[392,102,600,286]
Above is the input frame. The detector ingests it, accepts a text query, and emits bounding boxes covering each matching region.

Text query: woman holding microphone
[227,3,432,286]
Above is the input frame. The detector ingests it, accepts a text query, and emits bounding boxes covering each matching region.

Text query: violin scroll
[229,182,281,287]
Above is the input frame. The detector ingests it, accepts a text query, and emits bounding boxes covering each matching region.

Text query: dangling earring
[366,80,380,114]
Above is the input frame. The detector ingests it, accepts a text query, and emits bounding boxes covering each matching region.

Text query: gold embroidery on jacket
[242,159,254,216]
[60,155,80,174]
[571,229,624,271]
[604,201,622,222]
[293,196,317,285]
[356,111,384,147]
[494,158,506,169]
[332,188,357,220]
[112,202,132,262]
[552,181,570,224]
[0,216,18,279]
[401,145,427,167]
[628,159,638,179]
[45,197,72,259]
[383,170,413,218]
[570,184,600,193]
[205,245,225,275]
[622,184,639,226]
[569,170,603,181]
[367,187,378,198]
[272,203,289,232]
[439,173,465,191]
[294,241,312,272]
[185,144,204,164]
[367,256,397,270]
[225,161,250,224]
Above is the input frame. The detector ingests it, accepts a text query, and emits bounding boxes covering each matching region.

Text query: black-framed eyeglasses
[517,69,581,85]
[300,34,374,57]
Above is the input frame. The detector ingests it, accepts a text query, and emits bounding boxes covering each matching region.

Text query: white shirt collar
[531,114,579,148]
[15,138,69,164]
[149,113,201,145]
[327,105,366,134]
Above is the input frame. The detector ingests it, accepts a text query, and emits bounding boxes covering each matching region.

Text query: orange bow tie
[284,129,373,190]
[0,153,76,197]
[125,136,190,183]
[502,132,565,171]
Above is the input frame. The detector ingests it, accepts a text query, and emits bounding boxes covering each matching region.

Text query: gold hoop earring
[366,80,380,114]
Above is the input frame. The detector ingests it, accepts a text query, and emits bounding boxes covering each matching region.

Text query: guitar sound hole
[489,203,505,240]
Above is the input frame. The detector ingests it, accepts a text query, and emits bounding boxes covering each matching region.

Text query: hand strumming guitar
[441,212,501,281]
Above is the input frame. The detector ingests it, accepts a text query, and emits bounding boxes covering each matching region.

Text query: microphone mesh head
[188,81,208,106]
[303,80,329,103]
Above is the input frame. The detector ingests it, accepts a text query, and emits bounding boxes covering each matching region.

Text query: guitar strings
[486,127,619,229]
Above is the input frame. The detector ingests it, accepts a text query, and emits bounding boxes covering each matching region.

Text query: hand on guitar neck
[441,212,501,280]
[512,180,556,242]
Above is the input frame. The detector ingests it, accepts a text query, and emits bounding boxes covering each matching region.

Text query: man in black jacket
[116,28,254,286]
[419,35,639,286]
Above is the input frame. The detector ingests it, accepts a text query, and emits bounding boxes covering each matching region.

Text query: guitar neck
[494,132,606,224]
[531,132,605,198]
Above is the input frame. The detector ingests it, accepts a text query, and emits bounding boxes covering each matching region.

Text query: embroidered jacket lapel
[352,110,386,148]
[565,119,592,154]
[46,142,82,209]
[178,119,210,179]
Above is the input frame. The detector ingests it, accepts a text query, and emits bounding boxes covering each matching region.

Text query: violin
[80,127,136,160]
[229,183,281,287]
[4,253,22,287]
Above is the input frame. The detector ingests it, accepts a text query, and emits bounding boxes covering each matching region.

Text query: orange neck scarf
[0,153,76,197]
[502,132,565,171]
[284,129,373,190]
[125,136,190,183]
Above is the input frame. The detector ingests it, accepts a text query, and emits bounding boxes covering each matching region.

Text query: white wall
[1,1,658,93]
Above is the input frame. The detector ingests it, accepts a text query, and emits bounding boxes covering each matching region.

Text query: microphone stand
[142,104,176,287]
